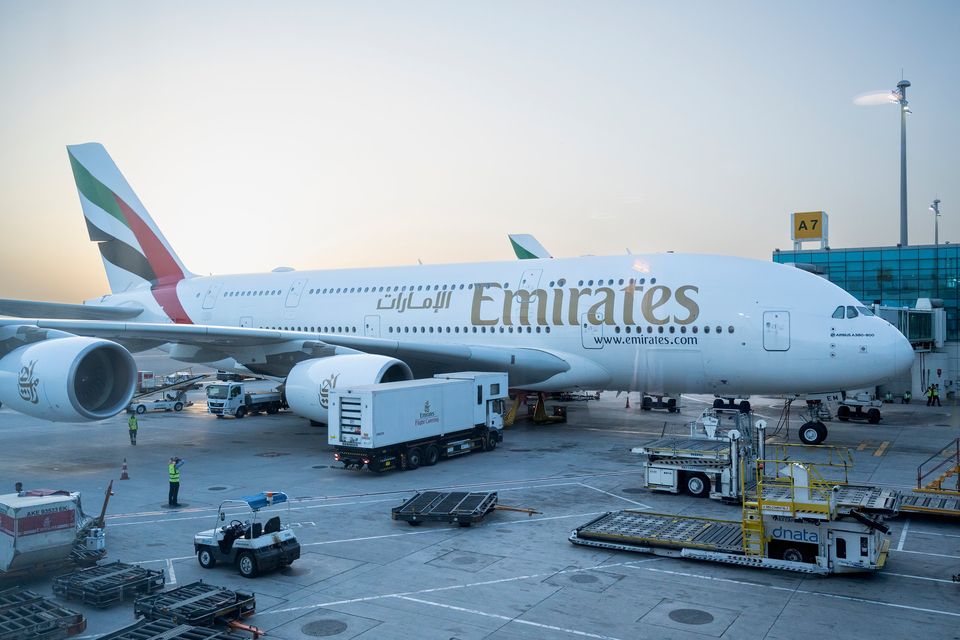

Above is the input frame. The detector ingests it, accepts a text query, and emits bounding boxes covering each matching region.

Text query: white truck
[206,382,286,419]
[328,372,508,472]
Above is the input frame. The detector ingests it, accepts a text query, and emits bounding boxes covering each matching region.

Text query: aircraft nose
[891,328,915,377]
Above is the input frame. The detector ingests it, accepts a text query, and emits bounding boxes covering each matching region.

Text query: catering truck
[328,372,508,472]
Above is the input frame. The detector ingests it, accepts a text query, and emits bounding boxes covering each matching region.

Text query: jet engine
[0,336,137,422]
[285,354,413,424]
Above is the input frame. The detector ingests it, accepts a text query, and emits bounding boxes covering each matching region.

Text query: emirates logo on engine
[318,373,339,409]
[18,360,39,404]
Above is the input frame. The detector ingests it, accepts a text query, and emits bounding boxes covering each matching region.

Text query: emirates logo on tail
[18,360,39,404]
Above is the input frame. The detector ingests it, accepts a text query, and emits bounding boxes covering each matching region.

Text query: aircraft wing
[0,299,144,320]
[0,318,609,388]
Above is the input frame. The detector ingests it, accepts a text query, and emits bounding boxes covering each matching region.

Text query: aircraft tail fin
[67,143,195,294]
[509,234,553,259]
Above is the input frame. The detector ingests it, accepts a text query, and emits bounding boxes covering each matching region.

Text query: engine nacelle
[285,354,413,424]
[0,337,137,422]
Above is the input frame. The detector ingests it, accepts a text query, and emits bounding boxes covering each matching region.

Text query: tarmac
[1,357,959,639]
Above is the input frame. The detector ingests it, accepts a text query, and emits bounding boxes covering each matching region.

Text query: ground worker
[902,390,912,404]
[933,384,942,407]
[926,385,934,406]
[128,413,138,445]
[168,457,184,506]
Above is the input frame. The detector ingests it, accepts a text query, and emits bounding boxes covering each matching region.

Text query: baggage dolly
[52,561,165,608]
[392,491,498,526]
[133,581,255,627]
[0,586,86,640]
[98,619,245,640]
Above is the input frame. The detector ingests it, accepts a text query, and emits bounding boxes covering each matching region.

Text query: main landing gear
[712,397,752,414]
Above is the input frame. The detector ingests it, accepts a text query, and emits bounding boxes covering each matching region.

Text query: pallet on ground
[391,491,498,526]
[0,586,85,640]
[133,581,255,627]
[98,619,245,640]
[52,561,165,608]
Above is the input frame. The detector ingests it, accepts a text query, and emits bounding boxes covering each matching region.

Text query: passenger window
[832,306,845,319]
[837,537,846,559]
[846,306,859,319]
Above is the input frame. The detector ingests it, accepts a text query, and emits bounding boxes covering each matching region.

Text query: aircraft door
[763,311,790,351]
[517,268,543,292]
[285,279,306,308]
[364,315,381,338]
[581,312,603,349]
[202,282,222,310]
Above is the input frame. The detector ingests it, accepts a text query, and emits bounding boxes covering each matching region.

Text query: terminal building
[773,213,956,400]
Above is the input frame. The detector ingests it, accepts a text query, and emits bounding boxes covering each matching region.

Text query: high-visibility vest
[933,388,940,397]
[169,463,180,483]
[128,416,138,431]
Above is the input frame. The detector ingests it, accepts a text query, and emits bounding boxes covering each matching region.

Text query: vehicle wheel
[266,404,279,415]
[197,548,216,569]
[136,405,146,414]
[406,448,422,470]
[487,433,498,451]
[368,460,383,473]
[684,473,710,498]
[782,547,804,563]
[641,397,653,411]
[712,398,725,409]
[867,408,881,424]
[174,402,184,412]
[837,405,851,422]
[237,551,258,578]
[235,407,246,419]
[216,414,224,419]
[408,520,422,527]
[424,444,440,466]
[738,400,751,413]
[799,421,826,445]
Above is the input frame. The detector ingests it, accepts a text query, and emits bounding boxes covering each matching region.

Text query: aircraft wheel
[837,405,851,422]
[799,421,826,445]
[198,548,216,569]
[867,408,882,424]
[713,398,725,409]
[237,551,259,578]
[738,400,751,413]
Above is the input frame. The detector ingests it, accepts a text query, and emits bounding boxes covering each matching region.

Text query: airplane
[0,143,914,445]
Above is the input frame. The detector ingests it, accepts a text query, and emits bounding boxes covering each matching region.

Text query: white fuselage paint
[92,253,914,395]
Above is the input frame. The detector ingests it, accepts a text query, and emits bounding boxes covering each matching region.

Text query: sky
[1,1,958,302]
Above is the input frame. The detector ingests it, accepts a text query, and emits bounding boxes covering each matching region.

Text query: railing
[916,438,960,494]
[764,444,853,484]
[754,460,836,518]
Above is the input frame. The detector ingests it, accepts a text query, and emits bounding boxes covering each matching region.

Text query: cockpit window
[857,306,874,317]
[846,306,859,319]
[832,306,845,319]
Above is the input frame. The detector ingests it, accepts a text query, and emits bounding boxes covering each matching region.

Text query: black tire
[799,421,826,445]
[216,414,224,419]
[266,404,279,415]
[235,407,246,419]
[174,402,184,412]
[837,405,851,422]
[237,551,258,578]
[424,444,440,466]
[136,405,146,414]
[738,400,751,414]
[483,432,497,452]
[782,547,804,563]
[641,397,653,411]
[197,548,216,569]
[368,459,383,473]
[712,398,725,409]
[408,520,422,527]
[684,473,710,498]
[406,448,422,470]
[867,408,882,424]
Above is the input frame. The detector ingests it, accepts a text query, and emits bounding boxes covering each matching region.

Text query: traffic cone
[120,458,130,480]
[625,395,631,409]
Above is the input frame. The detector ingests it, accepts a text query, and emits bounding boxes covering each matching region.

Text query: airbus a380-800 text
[0,143,913,444]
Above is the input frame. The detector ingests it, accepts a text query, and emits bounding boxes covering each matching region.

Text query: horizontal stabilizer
[0,299,143,321]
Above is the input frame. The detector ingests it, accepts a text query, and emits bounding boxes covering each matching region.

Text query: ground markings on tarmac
[855,441,891,456]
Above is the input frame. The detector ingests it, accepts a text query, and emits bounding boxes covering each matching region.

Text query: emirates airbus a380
[0,143,913,444]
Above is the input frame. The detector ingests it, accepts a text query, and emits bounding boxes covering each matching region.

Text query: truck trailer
[328,372,508,472]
